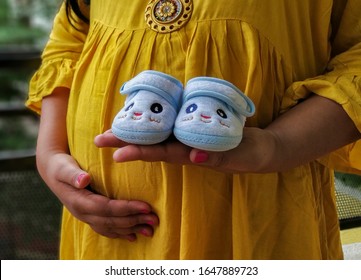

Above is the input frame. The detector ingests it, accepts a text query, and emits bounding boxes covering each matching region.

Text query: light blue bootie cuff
[120,70,183,110]
[183,77,255,118]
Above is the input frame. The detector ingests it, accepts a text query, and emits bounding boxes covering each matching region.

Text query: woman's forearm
[266,94,361,171]
[36,87,70,176]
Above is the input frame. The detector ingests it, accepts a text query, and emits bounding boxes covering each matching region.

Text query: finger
[89,226,137,240]
[189,149,245,173]
[87,210,159,229]
[74,173,91,188]
[52,154,91,189]
[113,141,192,164]
[84,207,158,240]
[91,222,156,239]
[94,130,128,147]
[71,193,155,219]
[93,228,152,241]
[188,139,261,173]
[189,149,226,170]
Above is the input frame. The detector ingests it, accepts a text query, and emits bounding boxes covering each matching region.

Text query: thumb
[52,154,92,189]
[74,172,91,189]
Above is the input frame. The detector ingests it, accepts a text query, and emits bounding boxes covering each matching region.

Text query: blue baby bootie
[173,77,255,151]
[112,70,183,145]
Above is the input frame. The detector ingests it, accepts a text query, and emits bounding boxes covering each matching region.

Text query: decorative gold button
[145,0,193,33]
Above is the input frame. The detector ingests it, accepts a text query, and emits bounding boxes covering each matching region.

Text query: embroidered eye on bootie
[173,77,255,151]
[111,70,183,145]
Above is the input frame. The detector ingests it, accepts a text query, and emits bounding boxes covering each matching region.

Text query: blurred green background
[0,0,60,152]
[0,0,59,46]
[0,0,62,260]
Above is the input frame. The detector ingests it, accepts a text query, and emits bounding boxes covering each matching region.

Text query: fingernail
[76,173,86,185]
[127,235,137,242]
[194,151,209,163]
[140,229,151,237]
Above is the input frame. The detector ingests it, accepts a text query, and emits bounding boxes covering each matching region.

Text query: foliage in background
[0,69,33,102]
[0,0,60,151]
[0,0,61,47]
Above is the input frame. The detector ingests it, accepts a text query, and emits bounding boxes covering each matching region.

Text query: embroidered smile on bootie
[111,70,183,145]
[173,77,255,151]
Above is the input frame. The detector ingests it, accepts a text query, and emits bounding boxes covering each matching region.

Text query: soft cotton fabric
[27,0,361,259]
[174,77,255,151]
[112,70,183,145]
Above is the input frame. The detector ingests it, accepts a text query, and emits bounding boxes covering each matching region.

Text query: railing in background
[0,153,62,260]
[0,48,61,260]
[335,172,361,230]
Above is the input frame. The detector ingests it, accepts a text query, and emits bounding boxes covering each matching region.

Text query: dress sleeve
[26,2,89,114]
[284,0,361,174]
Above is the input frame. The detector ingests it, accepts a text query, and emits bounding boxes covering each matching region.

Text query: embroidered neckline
[145,0,193,33]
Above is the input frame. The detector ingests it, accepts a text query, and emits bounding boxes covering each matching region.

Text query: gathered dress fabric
[27,0,361,259]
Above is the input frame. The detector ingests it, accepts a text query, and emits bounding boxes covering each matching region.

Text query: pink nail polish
[140,229,150,237]
[194,151,209,163]
[77,174,86,185]
[127,235,136,242]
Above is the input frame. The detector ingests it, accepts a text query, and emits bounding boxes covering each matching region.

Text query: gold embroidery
[145,0,193,33]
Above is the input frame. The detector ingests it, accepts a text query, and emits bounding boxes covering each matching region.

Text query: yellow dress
[27,0,361,259]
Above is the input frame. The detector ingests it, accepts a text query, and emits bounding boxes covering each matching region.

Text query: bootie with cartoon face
[112,70,183,145]
[173,77,255,151]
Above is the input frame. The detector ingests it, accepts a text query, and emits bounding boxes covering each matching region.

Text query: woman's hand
[95,95,361,173]
[94,127,276,174]
[36,151,159,241]
[37,89,158,241]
